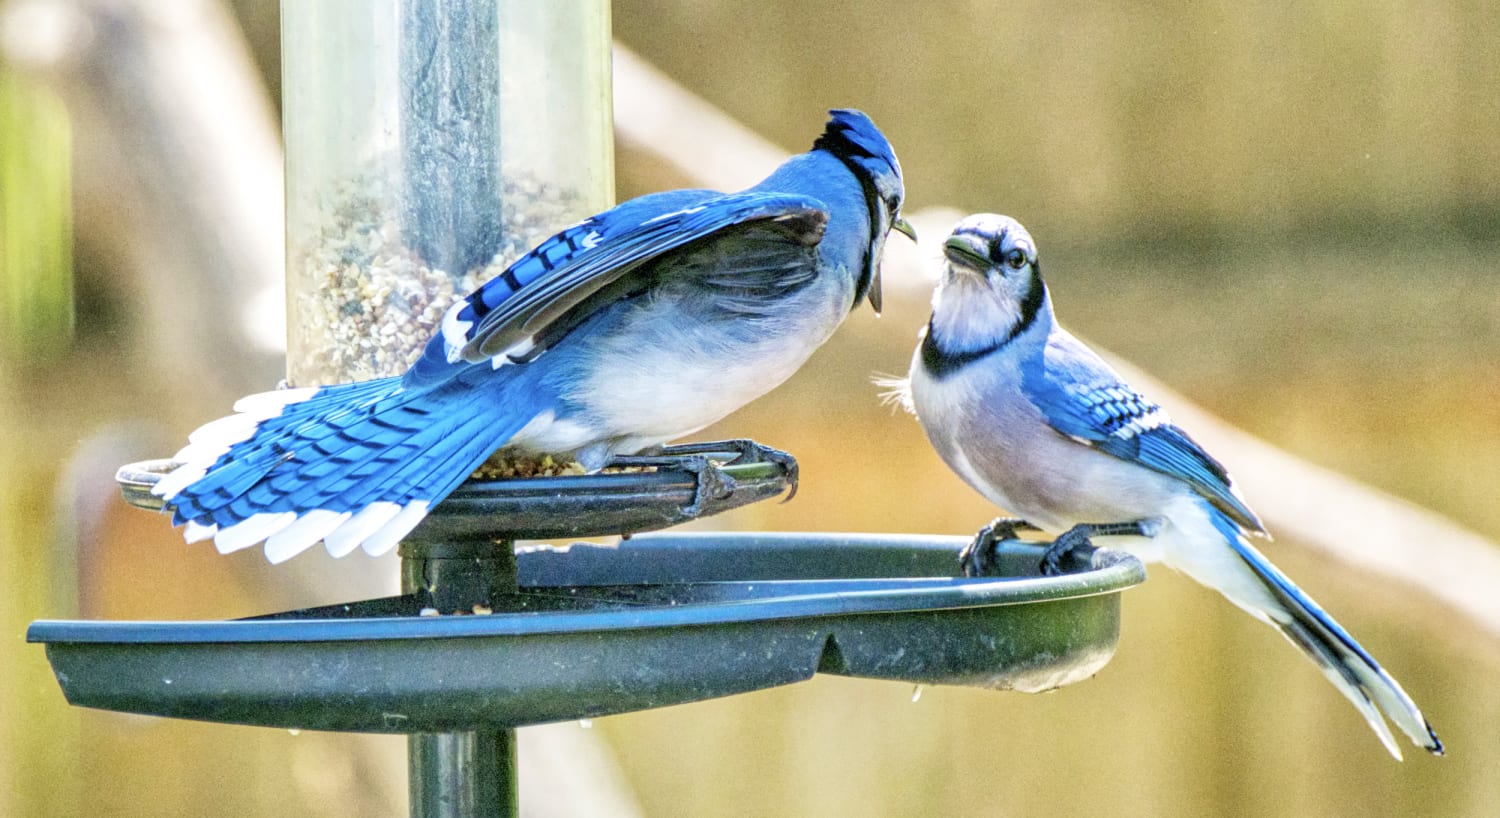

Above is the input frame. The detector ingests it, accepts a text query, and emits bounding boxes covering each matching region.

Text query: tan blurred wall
[614,0,1500,241]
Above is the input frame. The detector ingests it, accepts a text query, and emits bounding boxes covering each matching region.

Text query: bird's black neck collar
[921,273,1047,378]
[814,139,885,309]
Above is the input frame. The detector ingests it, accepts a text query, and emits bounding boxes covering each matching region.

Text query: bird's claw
[755,444,800,503]
[658,439,799,502]
[1039,528,1091,576]
[610,451,736,516]
[959,517,1038,577]
[1039,518,1161,576]
[611,439,799,517]
[679,454,736,516]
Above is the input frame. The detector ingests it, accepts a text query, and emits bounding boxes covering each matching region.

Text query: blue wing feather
[1023,332,1265,532]
[428,190,831,372]
[458,188,713,318]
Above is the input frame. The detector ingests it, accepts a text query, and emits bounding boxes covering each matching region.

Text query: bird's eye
[1004,248,1028,270]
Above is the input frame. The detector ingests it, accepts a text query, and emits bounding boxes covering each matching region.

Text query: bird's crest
[813,109,899,166]
[810,109,908,313]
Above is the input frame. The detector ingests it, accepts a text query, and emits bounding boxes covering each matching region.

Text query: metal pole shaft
[408,730,516,818]
[398,0,502,277]
[401,536,519,818]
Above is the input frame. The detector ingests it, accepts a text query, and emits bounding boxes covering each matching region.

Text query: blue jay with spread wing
[154,109,913,564]
[889,213,1441,760]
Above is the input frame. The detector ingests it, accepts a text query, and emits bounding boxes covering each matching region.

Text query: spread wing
[433,191,830,368]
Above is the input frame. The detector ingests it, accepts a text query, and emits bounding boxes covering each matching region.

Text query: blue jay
[154,109,913,564]
[890,213,1441,760]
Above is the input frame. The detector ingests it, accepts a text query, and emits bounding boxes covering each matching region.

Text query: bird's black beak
[866,218,915,315]
[943,233,989,271]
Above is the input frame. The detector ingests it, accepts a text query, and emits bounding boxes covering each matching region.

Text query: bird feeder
[28,4,1146,817]
[280,0,613,385]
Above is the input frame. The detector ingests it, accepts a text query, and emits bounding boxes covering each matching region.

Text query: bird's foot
[959,517,1039,577]
[607,449,738,517]
[659,439,800,502]
[1039,518,1161,576]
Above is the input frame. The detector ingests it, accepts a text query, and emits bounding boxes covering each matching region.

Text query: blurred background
[2,0,1497,816]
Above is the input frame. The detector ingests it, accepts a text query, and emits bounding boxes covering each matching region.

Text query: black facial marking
[1014,263,1046,337]
[817,140,886,308]
[987,232,1005,264]
[811,115,902,310]
[921,272,1048,380]
[813,122,879,161]
[849,168,879,306]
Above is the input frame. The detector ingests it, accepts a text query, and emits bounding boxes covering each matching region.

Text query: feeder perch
[31,451,1143,817]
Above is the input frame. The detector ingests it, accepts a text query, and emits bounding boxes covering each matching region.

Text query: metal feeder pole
[281,0,612,813]
[409,730,515,818]
[395,3,505,802]
[401,535,520,818]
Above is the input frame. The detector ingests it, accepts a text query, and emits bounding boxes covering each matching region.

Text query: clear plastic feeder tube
[281,0,613,386]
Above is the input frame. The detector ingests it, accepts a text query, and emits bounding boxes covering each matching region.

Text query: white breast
[908,345,1184,534]
[572,273,853,454]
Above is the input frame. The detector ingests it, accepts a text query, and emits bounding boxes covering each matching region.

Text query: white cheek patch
[929,271,1023,353]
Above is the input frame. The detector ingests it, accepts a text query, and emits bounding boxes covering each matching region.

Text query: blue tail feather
[363,406,520,509]
[1206,507,1441,757]
[247,380,395,440]
[172,447,292,523]
[1206,509,1384,673]
[166,380,399,524]
[288,400,515,515]
[167,376,540,534]
[272,401,464,510]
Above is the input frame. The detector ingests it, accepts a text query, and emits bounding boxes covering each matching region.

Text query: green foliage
[0,66,72,369]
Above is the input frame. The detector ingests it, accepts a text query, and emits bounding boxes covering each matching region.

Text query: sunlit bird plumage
[889,213,1441,759]
[156,109,912,564]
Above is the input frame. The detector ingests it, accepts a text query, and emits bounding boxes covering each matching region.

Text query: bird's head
[812,109,916,313]
[929,213,1049,352]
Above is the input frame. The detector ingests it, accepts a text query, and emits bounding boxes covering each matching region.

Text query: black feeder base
[28,441,1145,818]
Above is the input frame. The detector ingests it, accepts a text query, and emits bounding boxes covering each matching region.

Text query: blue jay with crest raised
[154,109,913,564]
[889,213,1441,760]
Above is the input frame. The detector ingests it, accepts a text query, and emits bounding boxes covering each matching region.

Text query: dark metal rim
[26,534,1145,645]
